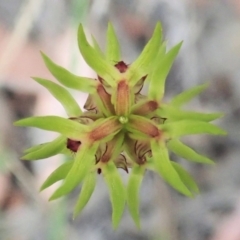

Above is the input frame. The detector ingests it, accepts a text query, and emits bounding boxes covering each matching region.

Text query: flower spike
[15,22,226,228]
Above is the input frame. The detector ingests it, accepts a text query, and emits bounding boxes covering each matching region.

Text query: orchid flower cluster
[15,22,226,228]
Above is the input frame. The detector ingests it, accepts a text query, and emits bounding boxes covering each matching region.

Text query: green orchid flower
[14,22,226,229]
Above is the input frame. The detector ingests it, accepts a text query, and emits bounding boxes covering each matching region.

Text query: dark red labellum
[67,139,81,152]
[114,61,128,73]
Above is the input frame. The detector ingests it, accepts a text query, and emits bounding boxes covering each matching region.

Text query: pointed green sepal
[127,22,162,86]
[167,139,214,164]
[106,22,121,63]
[171,162,199,194]
[91,35,105,58]
[24,142,48,154]
[41,52,97,93]
[14,116,89,140]
[127,165,145,228]
[151,140,192,196]
[149,41,182,101]
[73,171,96,219]
[170,83,209,108]
[49,143,98,200]
[102,161,126,229]
[33,77,82,117]
[144,41,166,84]
[157,104,224,122]
[161,120,227,138]
[40,160,74,191]
[78,24,120,86]
[22,136,65,160]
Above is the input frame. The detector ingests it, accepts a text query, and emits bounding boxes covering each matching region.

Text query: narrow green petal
[22,136,66,160]
[127,22,162,86]
[106,22,121,63]
[33,77,82,117]
[49,143,98,200]
[151,140,192,196]
[102,162,126,229]
[167,139,214,164]
[157,104,224,122]
[127,165,145,228]
[14,116,89,140]
[148,42,182,101]
[91,35,105,58]
[161,120,227,138]
[25,140,69,156]
[170,83,209,108]
[24,143,48,154]
[41,53,97,93]
[78,24,120,86]
[144,41,166,84]
[73,171,96,219]
[171,162,199,194]
[40,160,74,191]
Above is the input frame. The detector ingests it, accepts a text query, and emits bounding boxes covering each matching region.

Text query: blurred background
[0,0,239,239]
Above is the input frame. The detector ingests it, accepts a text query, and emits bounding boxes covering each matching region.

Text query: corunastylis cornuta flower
[14,22,226,228]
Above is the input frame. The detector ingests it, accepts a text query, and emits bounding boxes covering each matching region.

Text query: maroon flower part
[96,83,115,115]
[67,139,81,153]
[84,95,97,112]
[114,154,128,173]
[133,77,146,96]
[114,61,128,73]
[94,135,128,173]
[134,140,152,164]
[125,137,151,165]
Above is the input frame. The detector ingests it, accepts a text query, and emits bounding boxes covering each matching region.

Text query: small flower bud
[132,100,159,115]
[128,115,160,138]
[88,117,121,142]
[97,83,115,115]
[115,80,131,116]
